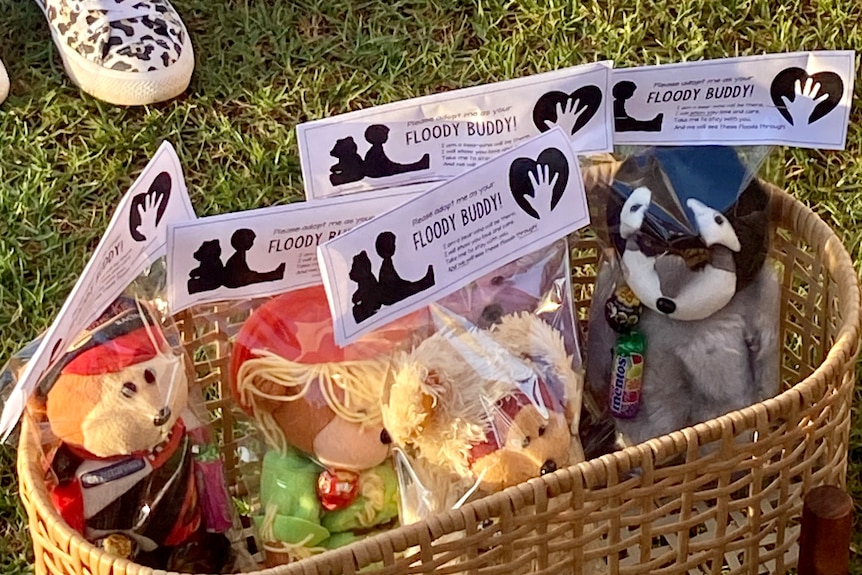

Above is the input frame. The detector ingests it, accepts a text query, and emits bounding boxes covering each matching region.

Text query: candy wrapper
[584,145,781,448]
[19,278,246,572]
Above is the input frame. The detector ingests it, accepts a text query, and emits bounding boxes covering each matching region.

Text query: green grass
[0,0,861,573]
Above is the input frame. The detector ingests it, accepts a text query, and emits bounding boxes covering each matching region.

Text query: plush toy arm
[614,339,690,446]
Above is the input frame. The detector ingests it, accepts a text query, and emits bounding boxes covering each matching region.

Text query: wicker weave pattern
[18,184,860,575]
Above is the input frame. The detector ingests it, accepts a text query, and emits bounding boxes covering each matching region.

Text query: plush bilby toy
[383,308,583,511]
[38,297,231,571]
[585,146,780,446]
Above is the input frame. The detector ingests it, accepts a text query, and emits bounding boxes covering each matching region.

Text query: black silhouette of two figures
[330,124,430,186]
[188,228,285,294]
[350,231,435,323]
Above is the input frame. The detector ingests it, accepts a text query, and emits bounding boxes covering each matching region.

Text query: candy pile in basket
[2,51,858,575]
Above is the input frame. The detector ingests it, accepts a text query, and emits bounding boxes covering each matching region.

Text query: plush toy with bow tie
[585,146,780,446]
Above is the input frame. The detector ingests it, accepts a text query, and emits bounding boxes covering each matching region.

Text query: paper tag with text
[0,142,196,439]
[298,61,613,200]
[318,128,590,345]
[612,51,855,149]
[167,188,424,313]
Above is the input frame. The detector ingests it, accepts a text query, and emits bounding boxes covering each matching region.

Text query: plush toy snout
[47,351,188,457]
[472,403,571,491]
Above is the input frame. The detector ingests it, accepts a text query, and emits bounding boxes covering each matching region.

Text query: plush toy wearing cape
[585,146,780,446]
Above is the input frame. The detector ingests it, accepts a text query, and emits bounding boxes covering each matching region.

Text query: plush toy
[585,146,780,446]
[38,297,232,571]
[230,285,429,564]
[382,308,583,510]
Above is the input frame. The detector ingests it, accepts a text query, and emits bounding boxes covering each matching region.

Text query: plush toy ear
[45,373,102,447]
[729,178,771,291]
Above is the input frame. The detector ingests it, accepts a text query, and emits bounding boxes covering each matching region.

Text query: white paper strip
[612,51,855,149]
[1,142,196,439]
[298,62,613,199]
[167,187,424,313]
[318,127,590,346]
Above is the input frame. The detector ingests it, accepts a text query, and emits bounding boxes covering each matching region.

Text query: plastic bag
[583,145,781,448]
[229,284,431,566]
[227,238,594,565]
[381,238,589,524]
[22,273,245,572]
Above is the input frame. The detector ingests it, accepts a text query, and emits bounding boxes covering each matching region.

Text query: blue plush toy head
[606,146,770,321]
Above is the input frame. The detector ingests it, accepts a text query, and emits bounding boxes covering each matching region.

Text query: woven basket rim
[17,183,861,575]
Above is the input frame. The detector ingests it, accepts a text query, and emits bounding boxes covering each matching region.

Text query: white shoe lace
[78,0,157,29]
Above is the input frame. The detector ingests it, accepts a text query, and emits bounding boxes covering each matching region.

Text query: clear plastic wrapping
[227,239,594,566]
[20,275,245,572]
[583,145,781,448]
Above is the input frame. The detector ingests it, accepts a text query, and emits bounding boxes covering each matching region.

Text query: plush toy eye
[521,436,531,448]
[121,382,137,398]
[630,203,642,212]
[538,426,546,437]
[714,215,724,225]
[144,369,156,385]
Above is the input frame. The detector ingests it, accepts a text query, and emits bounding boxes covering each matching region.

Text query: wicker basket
[18,182,860,575]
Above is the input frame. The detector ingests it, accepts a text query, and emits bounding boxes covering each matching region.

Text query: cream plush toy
[382,309,584,511]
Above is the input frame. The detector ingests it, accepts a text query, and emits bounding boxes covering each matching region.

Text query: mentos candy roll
[609,331,645,419]
[605,285,642,333]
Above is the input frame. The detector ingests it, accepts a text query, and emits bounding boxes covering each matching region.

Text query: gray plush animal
[586,261,779,446]
[585,146,780,446]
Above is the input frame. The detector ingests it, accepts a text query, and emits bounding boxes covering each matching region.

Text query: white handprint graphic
[525,164,559,218]
[781,77,829,126]
[543,99,586,136]
[134,190,166,242]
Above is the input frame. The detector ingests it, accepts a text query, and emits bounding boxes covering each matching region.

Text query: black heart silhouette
[508,148,569,220]
[770,67,843,126]
[129,171,172,242]
[533,86,602,135]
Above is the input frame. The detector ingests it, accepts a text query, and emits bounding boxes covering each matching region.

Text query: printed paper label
[0,142,196,439]
[298,62,613,199]
[318,127,590,345]
[167,188,424,313]
[612,51,855,149]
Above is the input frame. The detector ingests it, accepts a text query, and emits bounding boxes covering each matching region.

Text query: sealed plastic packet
[381,240,586,521]
[584,144,778,448]
[30,291,240,571]
[229,285,429,565]
[584,51,855,449]
[0,143,248,572]
[165,189,431,567]
[315,127,596,529]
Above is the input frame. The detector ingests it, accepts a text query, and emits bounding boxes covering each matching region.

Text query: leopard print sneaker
[34,0,194,105]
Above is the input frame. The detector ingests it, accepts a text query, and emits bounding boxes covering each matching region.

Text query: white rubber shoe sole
[0,59,8,105]
[40,8,194,106]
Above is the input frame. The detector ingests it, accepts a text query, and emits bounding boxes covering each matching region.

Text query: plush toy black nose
[656,297,676,315]
[154,407,171,426]
[540,460,557,475]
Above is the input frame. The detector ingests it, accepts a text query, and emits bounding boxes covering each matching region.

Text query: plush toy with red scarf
[39,298,231,571]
